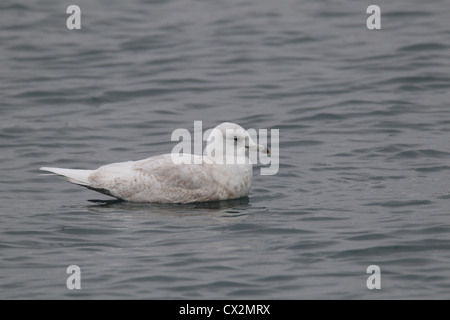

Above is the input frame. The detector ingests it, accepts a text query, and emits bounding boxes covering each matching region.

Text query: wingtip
[39,167,57,176]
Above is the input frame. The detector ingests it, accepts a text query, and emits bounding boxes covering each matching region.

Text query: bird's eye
[234,136,238,142]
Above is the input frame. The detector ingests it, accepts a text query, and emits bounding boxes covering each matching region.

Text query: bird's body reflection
[88,196,249,210]
[85,197,261,224]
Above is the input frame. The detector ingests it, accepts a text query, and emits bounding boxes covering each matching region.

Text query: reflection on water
[87,196,250,211]
[85,197,259,224]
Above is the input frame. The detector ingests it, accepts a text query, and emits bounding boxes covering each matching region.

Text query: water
[1,0,450,299]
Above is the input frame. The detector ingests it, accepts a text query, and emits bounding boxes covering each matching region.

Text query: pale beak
[246,139,270,154]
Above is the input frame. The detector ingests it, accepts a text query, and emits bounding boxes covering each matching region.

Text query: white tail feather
[39,167,93,186]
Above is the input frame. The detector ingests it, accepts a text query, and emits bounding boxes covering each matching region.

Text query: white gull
[39,122,269,203]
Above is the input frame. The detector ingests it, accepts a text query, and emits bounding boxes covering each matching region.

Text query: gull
[39,122,269,203]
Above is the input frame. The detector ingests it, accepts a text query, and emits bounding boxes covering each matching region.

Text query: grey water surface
[1,0,450,299]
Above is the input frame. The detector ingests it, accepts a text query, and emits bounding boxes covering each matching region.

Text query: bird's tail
[39,167,93,186]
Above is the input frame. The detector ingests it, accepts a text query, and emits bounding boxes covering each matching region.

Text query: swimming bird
[39,122,269,203]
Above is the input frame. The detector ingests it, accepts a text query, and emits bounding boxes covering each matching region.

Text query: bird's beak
[246,139,270,155]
